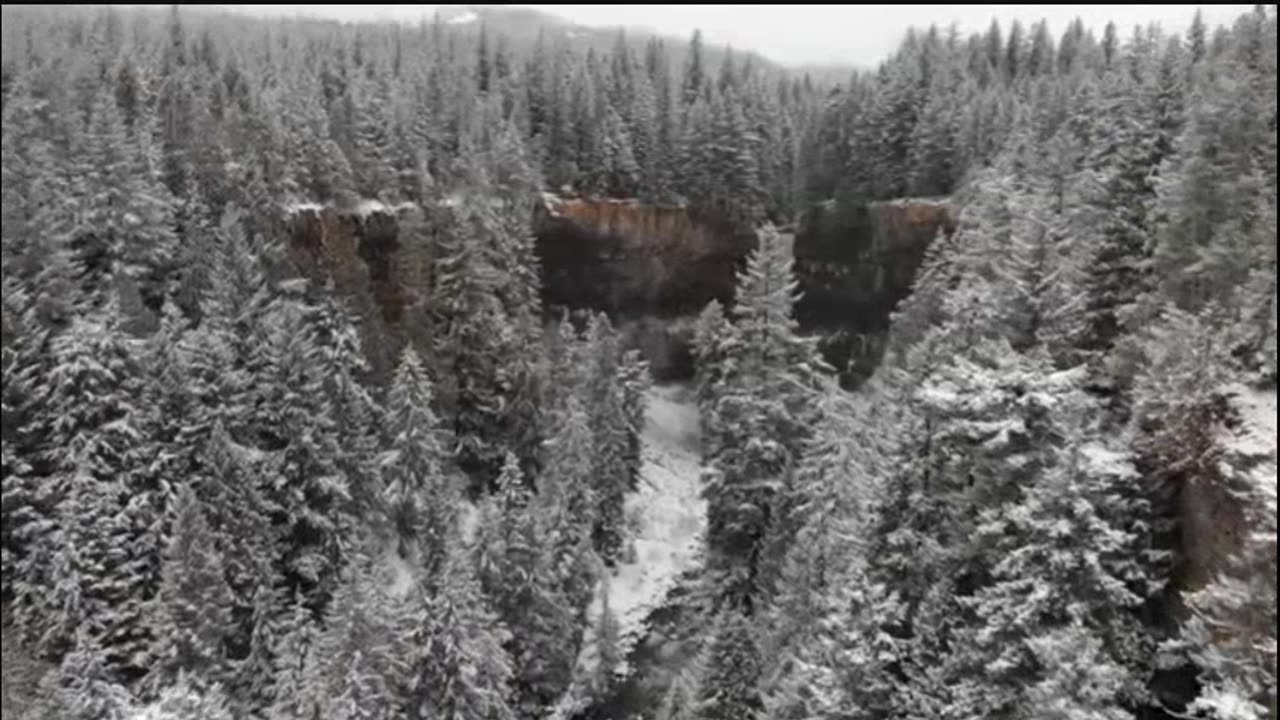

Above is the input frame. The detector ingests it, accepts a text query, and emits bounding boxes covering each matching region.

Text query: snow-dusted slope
[553,383,706,716]
[1220,383,1278,494]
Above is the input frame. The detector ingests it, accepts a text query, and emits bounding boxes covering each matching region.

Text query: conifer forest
[0,4,1276,720]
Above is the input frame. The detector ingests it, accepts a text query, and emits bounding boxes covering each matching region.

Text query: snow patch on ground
[381,498,480,601]
[553,383,706,716]
[1222,384,1278,460]
[226,438,269,464]
[1219,383,1278,497]
[385,549,416,600]
[1080,443,1137,478]
[353,198,389,218]
[459,500,481,545]
[284,201,324,215]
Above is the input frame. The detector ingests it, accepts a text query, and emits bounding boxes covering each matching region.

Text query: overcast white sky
[223,4,1255,67]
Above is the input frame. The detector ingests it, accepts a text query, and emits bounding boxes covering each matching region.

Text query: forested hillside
[0,4,1275,720]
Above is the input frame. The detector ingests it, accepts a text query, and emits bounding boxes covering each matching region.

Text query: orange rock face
[535,194,753,319]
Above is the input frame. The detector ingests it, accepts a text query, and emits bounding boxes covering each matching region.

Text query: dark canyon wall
[533,194,756,380]
[793,196,957,385]
[534,194,755,318]
[281,193,957,386]
[283,201,426,380]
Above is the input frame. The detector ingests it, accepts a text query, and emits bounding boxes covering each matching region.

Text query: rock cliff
[279,193,959,386]
[793,195,957,386]
[535,194,754,317]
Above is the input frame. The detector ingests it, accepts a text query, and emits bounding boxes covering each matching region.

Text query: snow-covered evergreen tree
[268,595,324,720]
[145,486,236,694]
[131,675,234,720]
[701,225,829,610]
[537,398,601,618]
[695,610,764,720]
[475,451,578,715]
[304,551,404,720]
[78,86,178,310]
[24,633,137,720]
[403,539,515,720]
[10,298,160,673]
[951,430,1153,719]
[381,346,454,581]
[585,314,632,565]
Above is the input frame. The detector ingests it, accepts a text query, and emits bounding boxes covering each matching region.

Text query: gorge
[284,192,958,387]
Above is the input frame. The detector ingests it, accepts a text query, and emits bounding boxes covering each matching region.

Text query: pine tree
[1102,22,1119,69]
[10,298,158,671]
[906,72,960,197]
[952,430,1152,719]
[432,195,543,487]
[132,674,235,720]
[1,71,79,301]
[24,634,137,720]
[683,30,705,107]
[1129,305,1233,472]
[403,541,516,720]
[1074,67,1161,363]
[702,226,828,609]
[350,79,398,200]
[544,311,584,423]
[762,450,865,720]
[619,348,651,492]
[233,582,283,715]
[476,451,578,715]
[268,596,324,720]
[1,277,47,590]
[1023,624,1142,720]
[585,314,632,564]
[194,421,279,633]
[864,47,925,198]
[382,346,454,581]
[79,87,178,310]
[856,342,1112,718]
[692,299,735,432]
[761,390,872,645]
[146,486,236,694]
[700,92,765,223]
[600,104,641,197]
[251,298,357,608]
[309,292,384,526]
[1188,10,1208,65]
[306,554,404,720]
[695,610,764,720]
[598,582,624,689]
[658,644,707,720]
[537,398,601,618]
[630,69,660,200]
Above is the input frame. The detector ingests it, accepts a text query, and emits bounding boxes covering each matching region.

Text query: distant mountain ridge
[216,3,856,79]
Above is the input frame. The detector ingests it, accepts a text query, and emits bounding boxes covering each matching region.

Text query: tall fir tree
[146,486,236,694]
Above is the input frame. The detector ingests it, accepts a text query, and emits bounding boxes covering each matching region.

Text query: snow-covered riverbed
[553,383,706,716]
